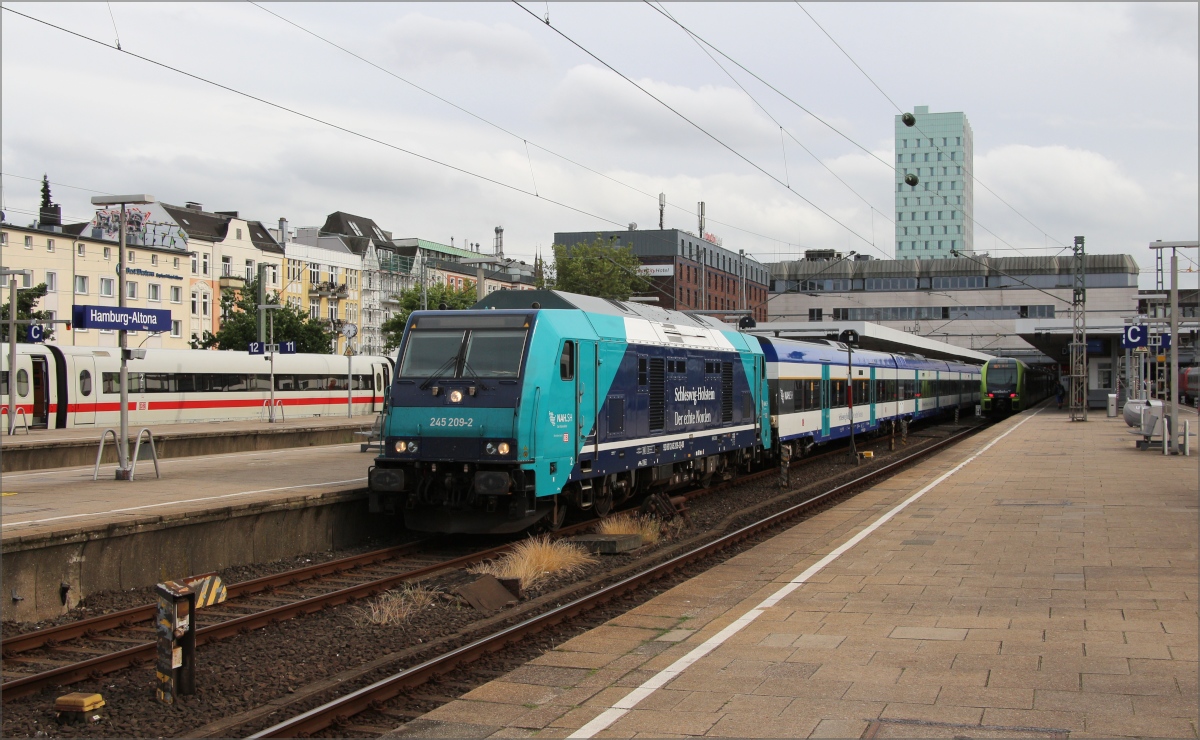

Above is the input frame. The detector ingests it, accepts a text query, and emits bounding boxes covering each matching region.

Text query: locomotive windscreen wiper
[419,354,460,390]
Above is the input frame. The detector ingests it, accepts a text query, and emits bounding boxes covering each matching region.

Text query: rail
[249,423,985,738]
[130,428,160,479]
[92,428,127,481]
[5,408,31,435]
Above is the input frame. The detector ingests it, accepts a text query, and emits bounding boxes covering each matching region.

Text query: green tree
[190,278,334,353]
[543,238,650,300]
[0,283,55,342]
[40,175,52,211]
[380,281,478,352]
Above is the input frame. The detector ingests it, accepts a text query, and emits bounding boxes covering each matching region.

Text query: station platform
[2,443,381,622]
[401,407,1198,739]
[0,414,379,472]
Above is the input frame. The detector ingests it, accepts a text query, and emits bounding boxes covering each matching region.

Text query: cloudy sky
[3,2,1196,287]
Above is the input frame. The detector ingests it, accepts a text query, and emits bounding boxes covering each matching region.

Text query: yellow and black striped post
[154,574,226,705]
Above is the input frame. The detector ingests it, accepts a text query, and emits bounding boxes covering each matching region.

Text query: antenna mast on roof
[494,226,504,259]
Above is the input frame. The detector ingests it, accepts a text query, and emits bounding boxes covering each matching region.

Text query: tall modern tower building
[894,105,973,260]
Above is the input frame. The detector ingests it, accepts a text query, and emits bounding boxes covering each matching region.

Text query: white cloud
[382,13,552,71]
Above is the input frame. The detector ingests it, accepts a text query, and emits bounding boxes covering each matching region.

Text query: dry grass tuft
[469,535,596,591]
[597,512,661,545]
[355,583,440,626]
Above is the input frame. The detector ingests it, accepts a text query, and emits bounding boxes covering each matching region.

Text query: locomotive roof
[473,290,727,331]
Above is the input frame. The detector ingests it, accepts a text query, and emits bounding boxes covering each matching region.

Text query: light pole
[90,194,155,479]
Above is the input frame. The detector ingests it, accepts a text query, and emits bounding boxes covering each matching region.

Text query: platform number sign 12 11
[279,341,297,354]
[248,341,265,355]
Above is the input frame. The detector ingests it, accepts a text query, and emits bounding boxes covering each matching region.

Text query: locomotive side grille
[721,361,733,422]
[649,357,665,431]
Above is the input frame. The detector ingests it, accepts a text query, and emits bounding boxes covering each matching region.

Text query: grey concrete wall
[2,489,394,623]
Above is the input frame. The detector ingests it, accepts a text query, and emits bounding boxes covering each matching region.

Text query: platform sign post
[258,305,282,422]
[90,194,156,478]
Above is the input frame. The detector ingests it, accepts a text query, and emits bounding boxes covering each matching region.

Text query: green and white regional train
[979,357,1056,416]
[368,291,983,534]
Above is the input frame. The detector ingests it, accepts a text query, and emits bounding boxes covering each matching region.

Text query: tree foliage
[542,238,650,300]
[190,278,335,353]
[0,283,55,342]
[380,281,478,353]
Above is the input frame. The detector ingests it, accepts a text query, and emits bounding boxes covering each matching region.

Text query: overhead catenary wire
[794,2,1069,253]
[246,1,808,258]
[2,7,642,237]
[512,1,891,261]
[648,1,889,221]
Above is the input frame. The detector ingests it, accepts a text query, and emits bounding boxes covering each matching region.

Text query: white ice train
[0,344,392,430]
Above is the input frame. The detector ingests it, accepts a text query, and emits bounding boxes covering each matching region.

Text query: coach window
[79,370,93,397]
[559,341,575,381]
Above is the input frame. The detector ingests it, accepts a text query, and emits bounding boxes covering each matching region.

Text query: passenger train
[368,291,983,534]
[979,357,1056,416]
[0,345,391,429]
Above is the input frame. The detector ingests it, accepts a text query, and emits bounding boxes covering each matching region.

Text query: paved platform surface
[0,413,376,447]
[399,407,1198,739]
[1,443,372,544]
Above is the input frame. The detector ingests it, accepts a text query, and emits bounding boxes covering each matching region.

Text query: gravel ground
[0,418,979,738]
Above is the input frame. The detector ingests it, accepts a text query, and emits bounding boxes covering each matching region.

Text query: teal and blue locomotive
[368,291,769,533]
[369,290,983,534]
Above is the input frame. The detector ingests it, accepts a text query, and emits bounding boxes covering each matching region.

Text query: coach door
[30,356,49,429]
[869,366,877,426]
[820,364,831,437]
[576,341,598,464]
[74,356,98,425]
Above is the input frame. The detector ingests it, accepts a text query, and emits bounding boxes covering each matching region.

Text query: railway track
[0,527,599,702]
[0,415,977,721]
[239,421,985,738]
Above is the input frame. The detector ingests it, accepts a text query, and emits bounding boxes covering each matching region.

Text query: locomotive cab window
[559,341,575,381]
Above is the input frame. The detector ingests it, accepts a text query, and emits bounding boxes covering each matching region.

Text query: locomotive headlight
[497,442,511,455]
[408,441,418,453]
[394,440,407,453]
[449,389,464,403]
[485,442,496,455]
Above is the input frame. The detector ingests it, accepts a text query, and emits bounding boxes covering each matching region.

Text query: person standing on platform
[1056,382,1065,410]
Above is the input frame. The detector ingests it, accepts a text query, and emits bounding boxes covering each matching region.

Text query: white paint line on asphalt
[0,477,367,529]
[1,443,363,481]
[569,410,1043,739]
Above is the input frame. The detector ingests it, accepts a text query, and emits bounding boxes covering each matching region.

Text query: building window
[0,232,6,246]
[202,293,210,316]
[24,235,33,249]
[171,320,182,337]
[236,228,243,240]
[271,265,279,286]
[75,276,89,294]
[104,246,112,260]
[309,303,319,320]
[309,263,320,283]
[191,292,199,315]
[128,250,135,263]
[222,256,232,276]
[100,277,114,297]
[191,254,198,273]
[149,283,161,302]
[77,243,85,256]
[127,281,138,299]
[46,238,55,252]
[173,257,180,269]
[808,307,823,322]
[245,259,255,282]
[170,285,182,303]
[202,254,210,275]
[328,304,338,321]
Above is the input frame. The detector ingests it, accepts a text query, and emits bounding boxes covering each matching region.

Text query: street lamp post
[90,194,155,479]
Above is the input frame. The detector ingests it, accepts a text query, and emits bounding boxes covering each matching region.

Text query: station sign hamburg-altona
[72,305,172,332]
